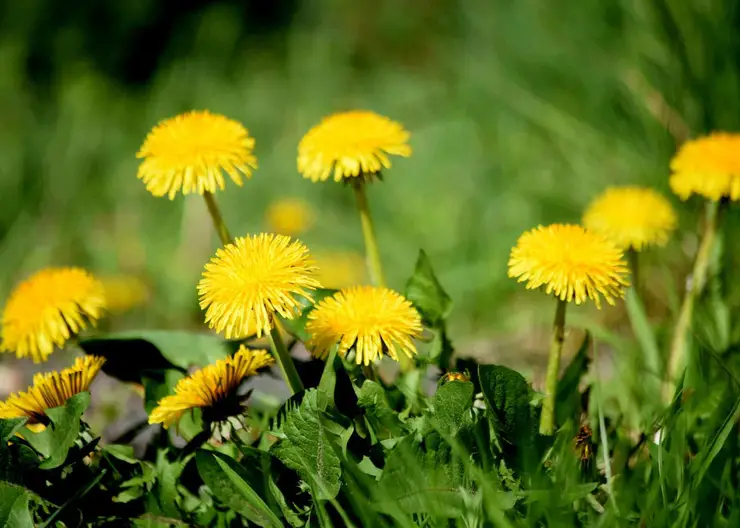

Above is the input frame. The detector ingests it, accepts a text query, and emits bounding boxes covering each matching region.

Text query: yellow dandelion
[583,186,677,250]
[508,224,630,308]
[670,132,740,201]
[306,286,422,366]
[314,251,367,289]
[148,345,274,428]
[198,233,321,339]
[298,110,411,183]
[100,275,150,313]
[0,355,105,427]
[1,268,106,363]
[265,198,315,236]
[136,110,257,199]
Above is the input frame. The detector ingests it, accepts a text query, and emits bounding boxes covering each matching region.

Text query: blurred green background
[1,0,739,352]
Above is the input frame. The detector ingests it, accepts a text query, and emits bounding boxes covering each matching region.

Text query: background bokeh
[1,0,739,373]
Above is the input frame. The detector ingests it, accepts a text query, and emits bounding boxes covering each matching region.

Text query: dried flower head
[137,110,257,199]
[583,186,677,250]
[508,224,629,308]
[670,132,740,201]
[0,355,106,427]
[298,110,411,183]
[1,268,106,363]
[198,233,320,339]
[148,345,274,428]
[306,286,422,365]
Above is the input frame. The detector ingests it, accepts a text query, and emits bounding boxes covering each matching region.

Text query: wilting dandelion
[306,286,422,366]
[0,355,106,429]
[1,268,106,363]
[148,345,274,429]
[508,224,629,435]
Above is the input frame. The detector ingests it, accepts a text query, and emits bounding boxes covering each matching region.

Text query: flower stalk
[352,181,386,287]
[268,322,304,395]
[664,199,726,400]
[203,191,233,246]
[540,298,567,435]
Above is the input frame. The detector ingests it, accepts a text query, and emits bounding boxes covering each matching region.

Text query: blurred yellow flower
[136,110,257,199]
[1,268,106,363]
[100,275,150,313]
[583,186,677,250]
[148,345,274,428]
[0,355,105,427]
[265,198,315,236]
[198,233,320,339]
[306,286,422,365]
[670,132,740,201]
[314,251,366,289]
[508,224,629,308]
[298,110,411,182]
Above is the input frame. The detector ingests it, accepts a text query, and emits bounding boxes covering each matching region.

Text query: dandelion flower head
[1,268,106,363]
[0,355,106,426]
[306,286,422,365]
[670,132,740,201]
[136,110,257,199]
[583,186,677,250]
[198,233,320,339]
[148,345,274,428]
[265,198,315,236]
[508,224,629,308]
[298,110,411,183]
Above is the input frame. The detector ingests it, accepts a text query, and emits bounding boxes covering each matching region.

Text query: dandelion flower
[148,345,274,428]
[306,286,422,365]
[265,198,315,236]
[508,224,629,308]
[0,355,105,427]
[100,275,150,313]
[583,186,677,250]
[1,268,106,363]
[136,110,257,199]
[198,233,320,339]
[670,132,740,201]
[298,110,411,183]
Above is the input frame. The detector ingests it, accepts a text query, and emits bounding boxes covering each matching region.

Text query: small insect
[574,424,595,463]
[440,371,470,384]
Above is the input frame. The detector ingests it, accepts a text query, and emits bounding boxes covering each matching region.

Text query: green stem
[540,298,567,435]
[352,182,386,287]
[627,248,639,294]
[268,324,304,395]
[203,191,232,246]
[664,200,726,401]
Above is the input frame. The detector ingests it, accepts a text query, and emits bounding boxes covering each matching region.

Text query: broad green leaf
[271,389,347,500]
[196,450,283,528]
[478,365,536,447]
[0,419,26,442]
[431,381,474,437]
[22,392,90,469]
[153,450,183,519]
[555,333,590,425]
[0,482,34,528]
[357,380,406,439]
[404,249,452,327]
[103,444,138,464]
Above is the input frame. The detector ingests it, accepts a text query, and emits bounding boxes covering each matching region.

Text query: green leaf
[555,333,590,425]
[357,380,406,439]
[430,326,455,372]
[0,419,26,442]
[268,475,305,527]
[431,381,474,437]
[22,392,90,469]
[279,289,337,341]
[196,450,283,528]
[478,365,536,447]
[0,482,34,528]
[143,370,185,414]
[625,288,662,388]
[692,394,740,487]
[404,249,452,327]
[153,449,183,519]
[103,444,138,464]
[271,389,347,501]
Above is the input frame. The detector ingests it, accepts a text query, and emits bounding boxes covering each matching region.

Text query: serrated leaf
[22,392,90,469]
[357,381,406,439]
[271,390,347,500]
[103,444,138,464]
[431,381,474,437]
[0,482,34,528]
[404,249,452,327]
[196,450,283,527]
[268,475,305,527]
[478,365,536,447]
